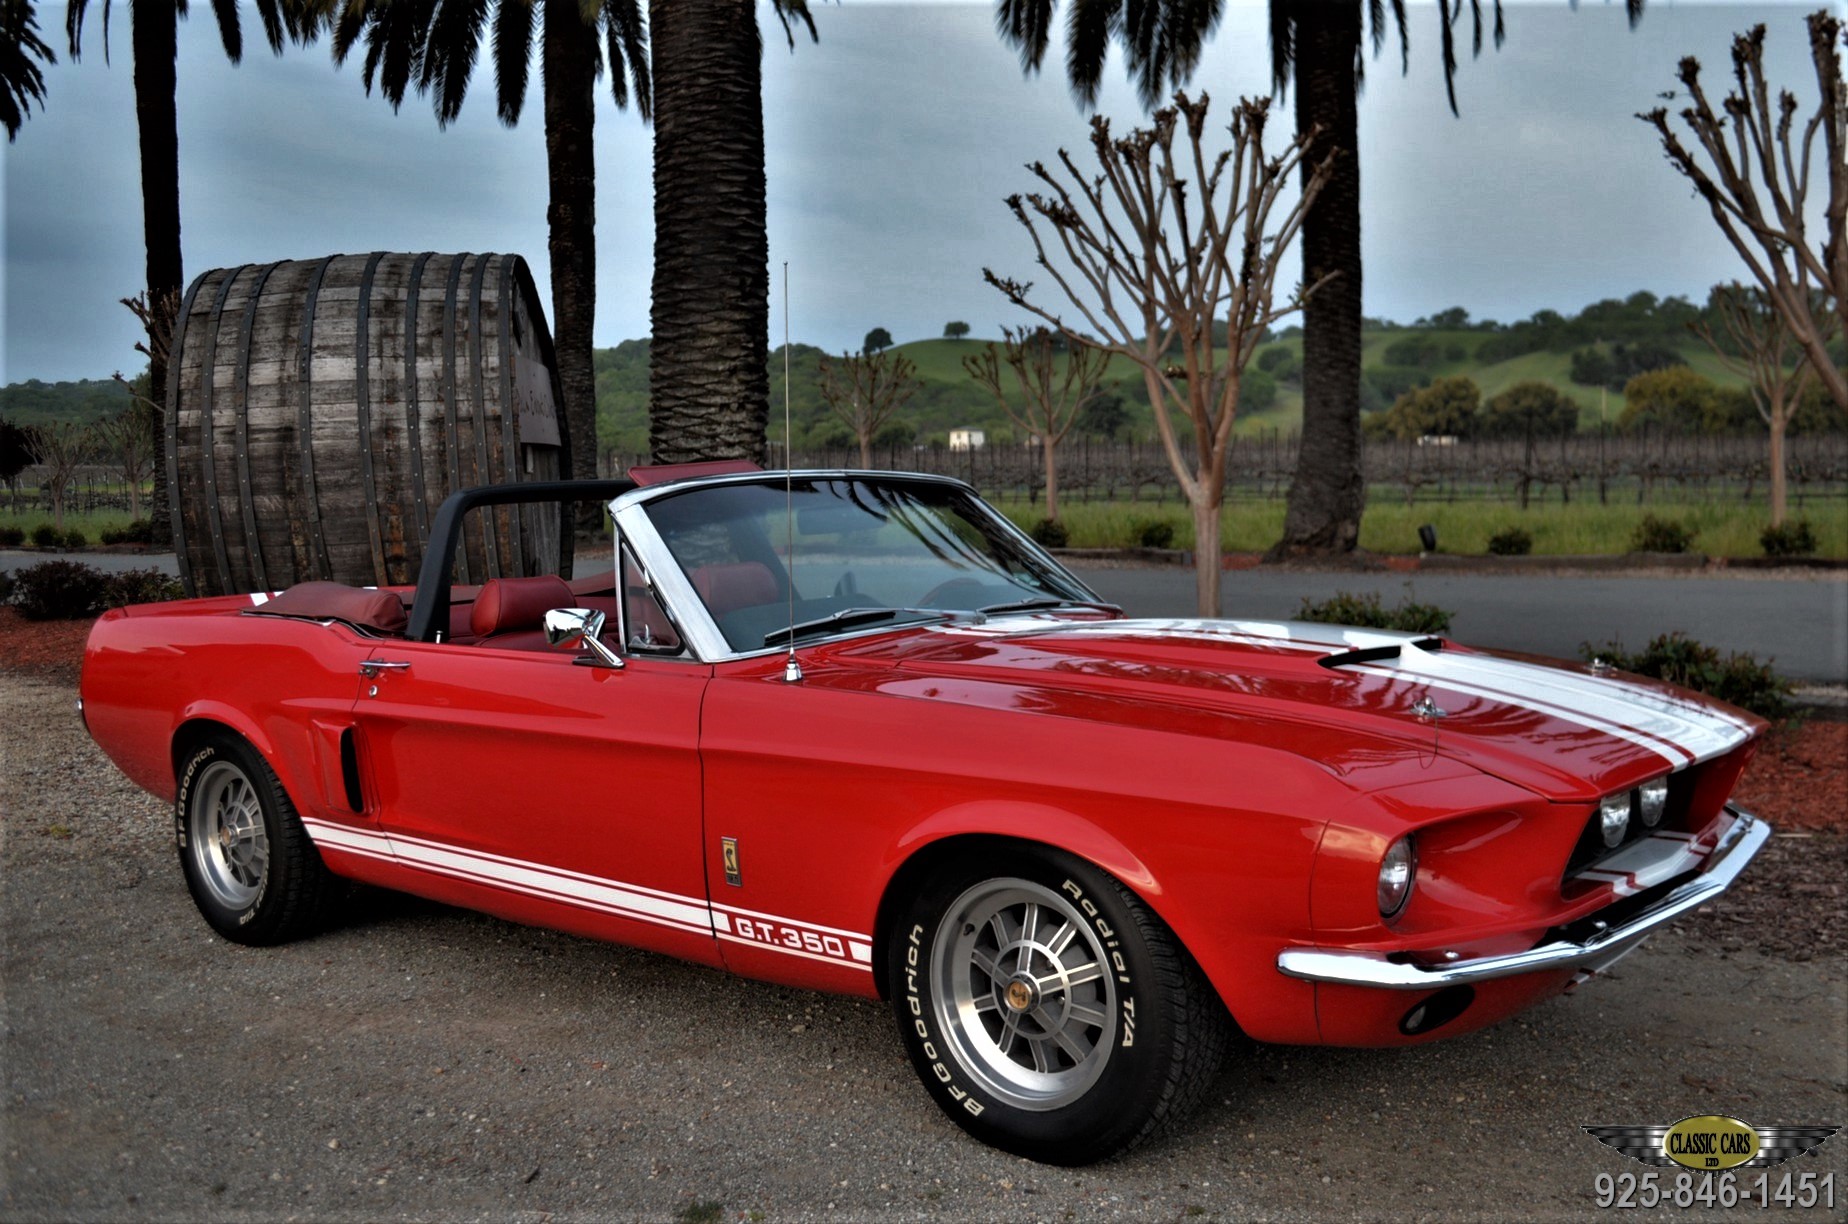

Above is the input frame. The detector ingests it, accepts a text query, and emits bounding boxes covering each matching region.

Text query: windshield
[639,477,1100,652]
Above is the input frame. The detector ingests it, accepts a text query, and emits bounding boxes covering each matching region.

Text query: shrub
[1487,526,1533,556]
[63,529,87,550]
[105,568,185,608]
[121,519,153,544]
[1132,518,1176,549]
[1581,632,1793,721]
[1298,590,1454,634]
[1759,519,1817,558]
[0,569,13,604]
[1029,518,1069,548]
[30,523,60,548]
[8,559,111,620]
[1629,514,1696,554]
[0,525,24,547]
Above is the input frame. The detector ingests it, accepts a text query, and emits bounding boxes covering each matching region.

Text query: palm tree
[994,0,1641,558]
[645,0,813,466]
[66,0,316,548]
[2,0,54,139]
[329,0,651,493]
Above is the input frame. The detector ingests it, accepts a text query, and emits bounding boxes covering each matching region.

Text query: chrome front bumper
[1276,805,1771,990]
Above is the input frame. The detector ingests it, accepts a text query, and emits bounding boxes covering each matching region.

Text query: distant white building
[949,428,987,452]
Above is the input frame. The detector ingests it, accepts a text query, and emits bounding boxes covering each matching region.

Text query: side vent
[339,729,365,813]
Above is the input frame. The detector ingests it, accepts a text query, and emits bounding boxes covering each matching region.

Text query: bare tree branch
[984,91,1333,616]
[1639,10,1847,408]
[816,348,921,468]
[963,328,1112,521]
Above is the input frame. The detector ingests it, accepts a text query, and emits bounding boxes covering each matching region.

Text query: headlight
[1377,836,1416,919]
[1599,793,1632,847]
[1638,777,1668,827]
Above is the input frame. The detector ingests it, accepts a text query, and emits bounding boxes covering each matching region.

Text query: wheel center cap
[1003,978,1035,1012]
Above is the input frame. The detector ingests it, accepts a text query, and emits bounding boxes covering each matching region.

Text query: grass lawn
[995,494,1848,559]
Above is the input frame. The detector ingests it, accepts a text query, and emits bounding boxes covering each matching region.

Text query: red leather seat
[470,575,575,650]
[690,562,778,617]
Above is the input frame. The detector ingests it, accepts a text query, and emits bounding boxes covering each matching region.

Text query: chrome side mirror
[544,607,624,669]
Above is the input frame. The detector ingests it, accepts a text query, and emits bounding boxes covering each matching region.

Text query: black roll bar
[406,479,638,643]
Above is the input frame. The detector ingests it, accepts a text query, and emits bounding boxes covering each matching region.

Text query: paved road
[6,549,1845,683]
[1069,562,1848,686]
[3,670,1843,1222]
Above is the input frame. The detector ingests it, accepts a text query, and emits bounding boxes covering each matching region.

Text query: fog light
[1378,836,1416,919]
[1599,793,1632,848]
[1638,778,1668,828]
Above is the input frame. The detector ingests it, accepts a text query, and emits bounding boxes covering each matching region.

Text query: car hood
[827,615,1759,802]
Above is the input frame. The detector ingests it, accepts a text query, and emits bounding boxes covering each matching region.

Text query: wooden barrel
[166,252,571,597]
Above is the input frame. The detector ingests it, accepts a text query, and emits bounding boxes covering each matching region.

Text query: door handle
[359,660,411,678]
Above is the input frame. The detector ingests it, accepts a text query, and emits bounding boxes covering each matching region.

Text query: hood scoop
[1317,636,1447,669]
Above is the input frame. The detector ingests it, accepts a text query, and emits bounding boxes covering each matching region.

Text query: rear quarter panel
[82,599,370,818]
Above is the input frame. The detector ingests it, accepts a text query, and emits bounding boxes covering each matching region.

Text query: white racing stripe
[300,817,872,971]
[972,618,1750,767]
[1357,642,1751,767]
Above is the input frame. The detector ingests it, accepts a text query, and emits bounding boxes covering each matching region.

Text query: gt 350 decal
[300,817,872,971]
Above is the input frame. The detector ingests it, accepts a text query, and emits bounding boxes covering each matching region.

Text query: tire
[174,732,340,946]
[888,844,1228,1164]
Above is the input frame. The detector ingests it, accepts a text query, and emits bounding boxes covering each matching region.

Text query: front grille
[1563,768,1698,880]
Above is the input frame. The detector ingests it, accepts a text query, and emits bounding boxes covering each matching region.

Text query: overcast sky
[0,1,1828,383]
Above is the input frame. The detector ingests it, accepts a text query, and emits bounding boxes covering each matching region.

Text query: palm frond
[65,0,107,62]
[600,0,651,121]
[210,0,244,63]
[1269,0,1293,95]
[1,0,54,139]
[997,0,1056,73]
[768,0,816,52]
[422,0,492,126]
[1063,0,1120,106]
[1162,0,1221,100]
[491,0,533,125]
[1436,0,1458,114]
[367,0,441,109]
[250,0,285,52]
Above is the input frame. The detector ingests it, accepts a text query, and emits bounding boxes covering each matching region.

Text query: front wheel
[888,845,1228,1164]
[175,732,340,946]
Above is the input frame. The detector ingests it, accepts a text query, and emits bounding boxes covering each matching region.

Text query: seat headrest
[690,562,779,617]
[471,575,575,639]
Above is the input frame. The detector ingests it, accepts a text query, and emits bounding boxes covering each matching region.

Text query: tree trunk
[543,0,600,505]
[647,0,769,464]
[1043,436,1059,521]
[132,0,180,549]
[1270,4,1363,560]
[858,431,872,469]
[1768,410,1788,526]
[1190,492,1222,618]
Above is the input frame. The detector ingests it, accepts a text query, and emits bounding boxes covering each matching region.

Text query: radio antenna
[781,260,802,684]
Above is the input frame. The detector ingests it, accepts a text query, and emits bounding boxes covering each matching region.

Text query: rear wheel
[888,844,1228,1164]
[175,732,339,945]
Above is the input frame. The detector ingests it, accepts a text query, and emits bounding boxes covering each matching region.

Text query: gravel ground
[3,672,1845,1223]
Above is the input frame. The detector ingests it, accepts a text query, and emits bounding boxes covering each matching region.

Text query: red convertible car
[80,465,1769,1164]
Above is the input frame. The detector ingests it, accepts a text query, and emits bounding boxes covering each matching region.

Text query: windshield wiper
[762,607,982,648]
[979,596,1124,616]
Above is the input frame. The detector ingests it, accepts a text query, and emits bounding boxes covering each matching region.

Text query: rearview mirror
[543,608,624,669]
